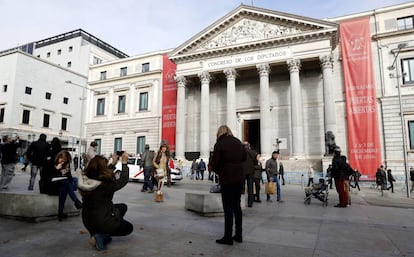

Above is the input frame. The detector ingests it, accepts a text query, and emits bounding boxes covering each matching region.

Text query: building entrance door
[243,119,261,153]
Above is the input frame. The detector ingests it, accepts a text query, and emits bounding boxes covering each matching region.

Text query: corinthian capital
[224,68,237,80]
[287,59,301,73]
[256,63,270,77]
[175,75,187,85]
[320,55,334,70]
[198,71,211,83]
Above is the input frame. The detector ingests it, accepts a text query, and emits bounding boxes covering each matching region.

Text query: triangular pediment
[170,5,338,62]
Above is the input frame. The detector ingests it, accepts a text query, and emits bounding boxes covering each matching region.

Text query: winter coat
[242,148,258,176]
[26,139,50,166]
[78,164,129,234]
[210,135,246,185]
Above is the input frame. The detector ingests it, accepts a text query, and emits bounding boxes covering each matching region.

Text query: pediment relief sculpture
[197,19,303,51]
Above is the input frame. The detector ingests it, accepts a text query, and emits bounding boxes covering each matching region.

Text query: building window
[139,92,148,111]
[0,107,4,123]
[100,71,107,80]
[93,56,102,65]
[3,85,7,92]
[118,95,126,113]
[142,63,150,72]
[397,16,414,30]
[97,98,105,115]
[25,87,32,95]
[43,113,50,128]
[95,139,102,154]
[114,138,122,152]
[68,46,73,52]
[67,61,72,68]
[63,97,69,104]
[136,136,145,154]
[409,120,414,150]
[120,67,127,77]
[45,92,51,100]
[57,49,62,55]
[402,58,414,84]
[61,117,67,131]
[47,52,51,58]
[22,109,30,124]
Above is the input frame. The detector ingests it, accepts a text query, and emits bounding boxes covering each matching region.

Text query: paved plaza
[1,168,414,257]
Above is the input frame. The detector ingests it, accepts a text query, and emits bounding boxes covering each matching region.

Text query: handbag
[265,182,276,195]
[156,168,165,178]
[209,184,221,193]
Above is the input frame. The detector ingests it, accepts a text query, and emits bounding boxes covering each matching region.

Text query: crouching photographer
[77,151,133,251]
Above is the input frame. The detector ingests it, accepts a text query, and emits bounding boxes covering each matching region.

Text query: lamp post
[389,43,410,198]
[65,80,87,169]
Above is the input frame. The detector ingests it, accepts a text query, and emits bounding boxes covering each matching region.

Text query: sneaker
[140,189,147,192]
[148,189,154,193]
[266,199,273,203]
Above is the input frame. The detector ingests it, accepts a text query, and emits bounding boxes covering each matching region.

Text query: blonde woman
[210,125,246,245]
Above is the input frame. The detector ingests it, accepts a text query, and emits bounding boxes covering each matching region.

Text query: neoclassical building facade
[170,5,343,165]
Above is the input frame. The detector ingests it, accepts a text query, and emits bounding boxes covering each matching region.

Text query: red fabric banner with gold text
[340,17,381,180]
[161,55,177,153]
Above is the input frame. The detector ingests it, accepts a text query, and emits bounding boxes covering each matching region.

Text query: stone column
[287,59,304,157]
[320,55,337,135]
[175,76,186,160]
[224,68,237,135]
[199,72,211,159]
[257,63,272,156]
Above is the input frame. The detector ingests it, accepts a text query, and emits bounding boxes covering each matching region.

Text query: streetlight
[65,80,87,169]
[388,43,410,198]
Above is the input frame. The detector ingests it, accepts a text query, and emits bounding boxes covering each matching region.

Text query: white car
[115,156,144,182]
[115,157,183,183]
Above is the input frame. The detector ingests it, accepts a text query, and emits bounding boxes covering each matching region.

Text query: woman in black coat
[210,125,246,245]
[78,152,133,251]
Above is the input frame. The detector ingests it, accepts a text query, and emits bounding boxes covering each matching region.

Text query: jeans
[267,175,281,201]
[220,184,243,239]
[253,178,261,201]
[142,167,153,190]
[242,174,254,207]
[58,179,80,214]
[0,163,15,189]
[29,165,43,190]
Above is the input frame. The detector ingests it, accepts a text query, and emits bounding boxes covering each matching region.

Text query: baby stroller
[304,178,329,207]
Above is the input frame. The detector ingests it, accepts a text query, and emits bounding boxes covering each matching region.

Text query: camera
[116,150,125,157]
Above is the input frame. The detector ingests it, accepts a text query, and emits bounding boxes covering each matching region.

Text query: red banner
[161,55,177,153]
[340,17,381,180]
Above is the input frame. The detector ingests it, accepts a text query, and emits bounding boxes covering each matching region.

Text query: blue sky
[0,0,411,56]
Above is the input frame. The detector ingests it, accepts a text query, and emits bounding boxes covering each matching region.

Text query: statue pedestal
[322,156,333,177]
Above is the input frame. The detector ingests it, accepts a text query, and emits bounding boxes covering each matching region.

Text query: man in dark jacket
[242,142,259,207]
[26,133,50,190]
[0,135,21,190]
[331,147,350,208]
[211,125,246,245]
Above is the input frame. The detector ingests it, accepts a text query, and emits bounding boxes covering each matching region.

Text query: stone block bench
[185,192,245,216]
[0,191,80,222]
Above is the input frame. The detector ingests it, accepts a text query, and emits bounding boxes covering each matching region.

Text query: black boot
[58,213,68,221]
[75,200,83,209]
